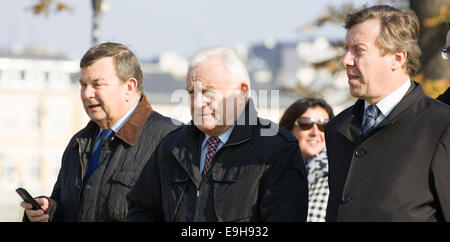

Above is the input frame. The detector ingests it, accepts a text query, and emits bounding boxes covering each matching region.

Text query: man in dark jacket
[20,42,178,221]
[127,46,308,222]
[325,5,450,222]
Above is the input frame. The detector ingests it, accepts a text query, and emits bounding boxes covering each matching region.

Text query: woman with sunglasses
[280,98,334,222]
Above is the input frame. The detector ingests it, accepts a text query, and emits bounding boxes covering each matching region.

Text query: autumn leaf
[31,0,52,15]
[423,5,449,27]
[30,0,72,16]
[56,2,70,12]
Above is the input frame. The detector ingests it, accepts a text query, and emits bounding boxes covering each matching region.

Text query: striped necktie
[361,105,381,137]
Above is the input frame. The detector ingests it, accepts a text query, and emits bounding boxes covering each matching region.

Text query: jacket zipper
[76,139,84,221]
[193,183,201,221]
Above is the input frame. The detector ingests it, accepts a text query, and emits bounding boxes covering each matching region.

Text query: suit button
[86,184,91,190]
[341,195,350,204]
[355,149,367,157]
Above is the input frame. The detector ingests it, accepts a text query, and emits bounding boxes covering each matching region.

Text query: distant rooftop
[0,52,71,61]
[0,45,71,61]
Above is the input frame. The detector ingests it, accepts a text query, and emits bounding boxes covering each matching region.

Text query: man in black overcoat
[325,5,450,222]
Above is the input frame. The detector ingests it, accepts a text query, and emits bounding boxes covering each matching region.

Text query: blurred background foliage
[300,0,450,98]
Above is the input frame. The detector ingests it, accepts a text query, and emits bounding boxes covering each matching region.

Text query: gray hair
[188,46,251,89]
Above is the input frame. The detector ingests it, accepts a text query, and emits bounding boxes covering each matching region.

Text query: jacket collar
[184,98,257,146]
[115,94,153,146]
[71,94,153,148]
[336,81,423,142]
[334,99,365,143]
[172,99,258,188]
[374,81,422,130]
[224,98,257,146]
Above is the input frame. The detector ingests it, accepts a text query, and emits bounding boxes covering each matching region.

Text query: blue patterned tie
[361,105,380,137]
[85,129,115,182]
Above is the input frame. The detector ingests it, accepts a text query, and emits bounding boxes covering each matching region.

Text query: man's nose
[81,85,95,99]
[341,50,355,67]
[192,92,205,109]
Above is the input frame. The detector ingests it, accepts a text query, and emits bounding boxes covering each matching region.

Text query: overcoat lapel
[335,81,423,141]
[335,99,365,144]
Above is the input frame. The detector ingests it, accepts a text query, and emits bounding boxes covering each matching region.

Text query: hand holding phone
[16,187,43,211]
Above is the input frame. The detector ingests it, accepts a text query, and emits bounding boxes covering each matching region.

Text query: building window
[29,154,41,181]
[23,103,40,130]
[20,70,26,80]
[44,71,50,82]
[0,153,18,185]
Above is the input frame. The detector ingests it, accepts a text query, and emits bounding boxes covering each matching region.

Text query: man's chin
[87,113,106,124]
[195,121,217,131]
[349,87,363,98]
[195,124,216,135]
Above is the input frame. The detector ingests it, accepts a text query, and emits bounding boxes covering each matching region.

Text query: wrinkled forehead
[186,61,232,87]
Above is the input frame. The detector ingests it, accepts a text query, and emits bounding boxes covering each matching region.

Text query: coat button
[355,148,367,157]
[341,195,350,204]
[86,184,91,190]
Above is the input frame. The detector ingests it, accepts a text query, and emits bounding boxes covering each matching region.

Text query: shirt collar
[98,100,140,135]
[365,79,411,117]
[201,124,236,149]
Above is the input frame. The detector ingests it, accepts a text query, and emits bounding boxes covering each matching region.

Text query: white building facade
[0,53,87,221]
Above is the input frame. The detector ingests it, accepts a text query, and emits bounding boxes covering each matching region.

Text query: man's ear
[125,77,138,101]
[240,82,249,94]
[392,50,407,71]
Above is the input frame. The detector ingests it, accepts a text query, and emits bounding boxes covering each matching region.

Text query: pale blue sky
[1,0,375,59]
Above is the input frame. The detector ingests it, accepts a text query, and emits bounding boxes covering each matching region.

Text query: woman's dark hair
[279,98,335,131]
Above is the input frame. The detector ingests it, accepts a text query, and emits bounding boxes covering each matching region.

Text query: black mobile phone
[16,187,42,211]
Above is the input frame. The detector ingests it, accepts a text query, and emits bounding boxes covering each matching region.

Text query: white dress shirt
[364,79,411,126]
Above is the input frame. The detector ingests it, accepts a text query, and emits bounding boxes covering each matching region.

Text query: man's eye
[203,91,215,100]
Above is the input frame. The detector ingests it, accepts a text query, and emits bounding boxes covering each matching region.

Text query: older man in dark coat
[127,46,308,222]
[325,5,450,222]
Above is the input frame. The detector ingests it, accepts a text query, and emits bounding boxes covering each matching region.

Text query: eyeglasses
[295,117,329,132]
[442,48,449,60]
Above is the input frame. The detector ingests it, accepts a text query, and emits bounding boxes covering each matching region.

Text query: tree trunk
[409,0,450,80]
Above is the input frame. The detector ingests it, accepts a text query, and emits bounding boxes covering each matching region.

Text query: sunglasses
[295,117,329,132]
